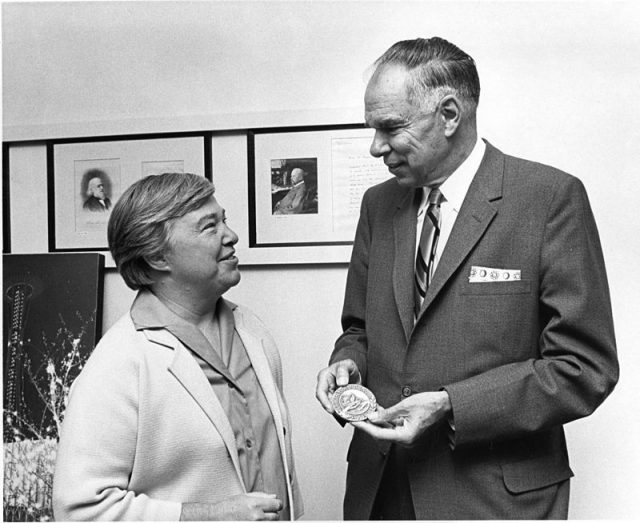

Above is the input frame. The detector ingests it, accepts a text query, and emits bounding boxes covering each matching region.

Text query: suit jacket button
[402,386,412,397]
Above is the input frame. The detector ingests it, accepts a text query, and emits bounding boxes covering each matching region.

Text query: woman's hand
[180,492,282,521]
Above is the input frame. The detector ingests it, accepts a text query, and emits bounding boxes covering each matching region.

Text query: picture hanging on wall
[3,252,105,521]
[48,133,208,253]
[248,125,392,253]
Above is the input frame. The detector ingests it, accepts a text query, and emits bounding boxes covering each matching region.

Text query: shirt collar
[131,288,181,330]
[437,137,485,212]
[131,288,239,382]
[130,288,235,332]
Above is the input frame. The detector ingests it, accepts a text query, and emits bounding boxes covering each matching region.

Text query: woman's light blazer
[53,299,303,521]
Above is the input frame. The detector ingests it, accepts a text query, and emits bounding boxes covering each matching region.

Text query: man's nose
[370,130,390,158]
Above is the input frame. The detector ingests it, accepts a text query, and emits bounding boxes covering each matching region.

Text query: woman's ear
[145,254,171,273]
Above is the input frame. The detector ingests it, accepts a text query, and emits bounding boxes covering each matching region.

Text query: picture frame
[246,124,391,262]
[3,142,11,254]
[48,133,209,254]
[3,253,105,521]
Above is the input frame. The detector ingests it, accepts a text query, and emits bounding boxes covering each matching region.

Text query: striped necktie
[414,188,444,317]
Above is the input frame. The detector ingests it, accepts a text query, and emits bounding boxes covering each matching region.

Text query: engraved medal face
[331,384,377,422]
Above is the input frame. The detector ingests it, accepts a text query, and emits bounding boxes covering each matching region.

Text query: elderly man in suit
[83,170,112,212]
[54,173,303,521]
[316,37,618,519]
[273,168,308,215]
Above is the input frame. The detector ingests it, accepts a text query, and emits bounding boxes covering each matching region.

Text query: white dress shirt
[415,138,486,281]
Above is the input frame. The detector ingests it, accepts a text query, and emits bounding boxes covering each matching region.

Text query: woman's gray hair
[107,172,215,290]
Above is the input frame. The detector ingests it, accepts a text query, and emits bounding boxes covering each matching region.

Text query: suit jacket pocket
[500,451,573,493]
[460,280,532,295]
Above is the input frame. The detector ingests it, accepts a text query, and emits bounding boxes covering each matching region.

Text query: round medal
[331,384,377,422]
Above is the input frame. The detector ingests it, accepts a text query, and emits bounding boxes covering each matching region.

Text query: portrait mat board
[51,135,206,251]
[74,157,120,233]
[250,126,391,248]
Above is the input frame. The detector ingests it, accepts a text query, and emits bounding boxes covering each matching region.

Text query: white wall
[4,1,640,519]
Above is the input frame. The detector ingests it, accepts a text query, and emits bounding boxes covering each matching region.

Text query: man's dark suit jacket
[273,182,307,215]
[83,196,111,212]
[330,141,618,519]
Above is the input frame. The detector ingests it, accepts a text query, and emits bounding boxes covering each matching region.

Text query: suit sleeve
[444,175,619,447]
[52,339,182,521]
[275,185,306,214]
[329,191,372,382]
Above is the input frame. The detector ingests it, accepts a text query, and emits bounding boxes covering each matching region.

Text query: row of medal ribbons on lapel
[469,266,521,283]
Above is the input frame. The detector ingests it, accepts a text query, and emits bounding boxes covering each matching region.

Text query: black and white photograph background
[270,157,318,215]
[3,1,639,520]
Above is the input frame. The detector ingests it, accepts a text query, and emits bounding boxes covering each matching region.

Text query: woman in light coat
[53,173,303,521]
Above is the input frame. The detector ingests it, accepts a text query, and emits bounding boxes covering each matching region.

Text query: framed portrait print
[248,125,392,256]
[48,134,208,252]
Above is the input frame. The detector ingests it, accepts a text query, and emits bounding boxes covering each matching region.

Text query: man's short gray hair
[373,37,480,114]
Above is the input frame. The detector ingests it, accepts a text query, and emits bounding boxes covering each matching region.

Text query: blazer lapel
[143,329,245,489]
[418,142,504,318]
[393,188,420,341]
[234,319,286,436]
[233,311,296,508]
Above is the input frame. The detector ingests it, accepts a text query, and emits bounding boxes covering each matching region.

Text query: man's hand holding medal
[316,358,452,445]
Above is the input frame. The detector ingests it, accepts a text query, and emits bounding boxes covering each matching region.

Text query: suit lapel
[393,188,420,342]
[143,329,245,488]
[417,142,505,318]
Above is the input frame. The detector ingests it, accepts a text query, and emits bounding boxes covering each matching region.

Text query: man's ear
[438,94,462,137]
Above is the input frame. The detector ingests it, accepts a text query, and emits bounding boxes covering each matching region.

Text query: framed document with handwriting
[247,124,391,262]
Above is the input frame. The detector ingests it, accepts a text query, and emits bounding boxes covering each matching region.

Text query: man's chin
[393,175,421,188]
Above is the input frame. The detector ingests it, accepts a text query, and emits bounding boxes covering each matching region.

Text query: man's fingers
[367,406,386,424]
[367,404,401,425]
[335,359,361,387]
[352,419,414,445]
[335,364,352,387]
[316,360,362,414]
[315,369,337,413]
[351,420,398,441]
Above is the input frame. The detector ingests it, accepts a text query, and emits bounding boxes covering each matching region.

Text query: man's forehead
[365,110,408,127]
[364,94,413,126]
[366,64,410,94]
[365,69,412,109]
